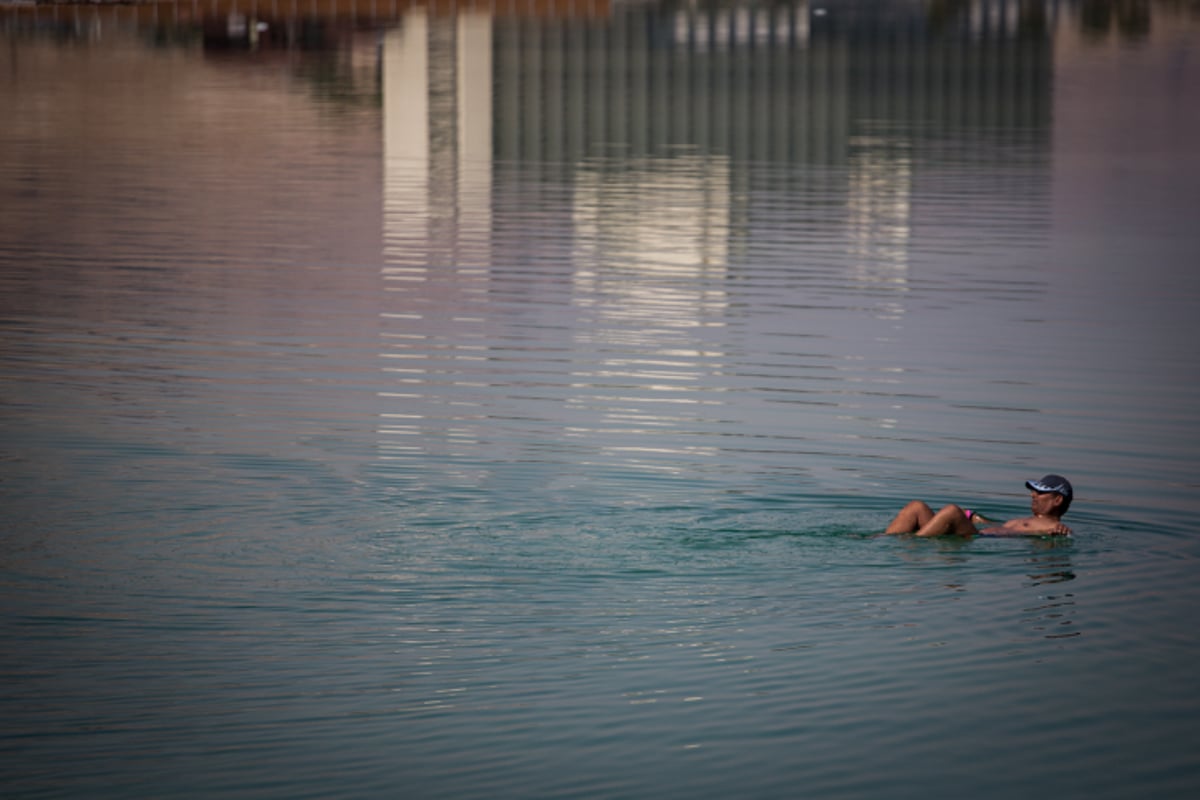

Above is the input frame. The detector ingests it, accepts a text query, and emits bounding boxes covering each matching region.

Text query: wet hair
[1056,493,1072,515]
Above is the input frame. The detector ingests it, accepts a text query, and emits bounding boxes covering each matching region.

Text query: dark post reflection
[492,0,1052,165]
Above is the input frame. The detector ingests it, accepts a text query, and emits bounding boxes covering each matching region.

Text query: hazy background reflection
[4,0,1199,562]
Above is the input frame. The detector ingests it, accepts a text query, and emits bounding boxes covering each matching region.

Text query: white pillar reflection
[846,134,912,321]
[378,10,494,476]
[568,156,731,473]
[455,11,493,282]
[382,10,430,281]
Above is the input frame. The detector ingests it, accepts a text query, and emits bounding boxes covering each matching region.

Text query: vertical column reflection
[379,10,494,497]
[567,157,732,474]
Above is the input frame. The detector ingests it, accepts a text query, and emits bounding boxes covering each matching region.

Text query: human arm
[981,516,1072,537]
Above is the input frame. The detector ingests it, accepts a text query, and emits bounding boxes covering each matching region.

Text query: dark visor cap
[1026,474,1073,500]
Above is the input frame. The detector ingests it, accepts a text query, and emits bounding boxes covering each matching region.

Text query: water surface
[3,1,1200,798]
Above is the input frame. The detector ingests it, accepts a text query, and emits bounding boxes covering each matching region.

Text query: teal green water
[3,2,1200,797]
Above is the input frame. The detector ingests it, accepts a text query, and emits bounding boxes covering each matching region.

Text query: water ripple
[4,4,1200,799]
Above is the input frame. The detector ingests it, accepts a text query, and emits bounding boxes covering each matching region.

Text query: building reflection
[565,156,732,471]
[371,0,1061,479]
[4,0,1195,508]
[7,0,1161,482]
[490,0,1056,318]
[1078,0,1153,41]
[3,0,1172,49]
[377,9,499,482]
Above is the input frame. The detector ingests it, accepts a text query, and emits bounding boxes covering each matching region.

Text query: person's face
[1030,490,1063,516]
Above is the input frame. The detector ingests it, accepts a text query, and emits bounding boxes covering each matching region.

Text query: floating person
[884,474,1073,537]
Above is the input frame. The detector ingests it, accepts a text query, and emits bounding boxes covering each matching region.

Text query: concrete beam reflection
[380,9,493,467]
[382,8,493,276]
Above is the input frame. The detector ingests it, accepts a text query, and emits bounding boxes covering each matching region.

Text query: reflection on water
[361,0,1071,497]
[568,156,731,470]
[4,2,1200,799]
[491,0,1051,163]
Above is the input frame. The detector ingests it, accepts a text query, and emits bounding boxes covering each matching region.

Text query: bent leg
[885,500,935,534]
[915,504,978,537]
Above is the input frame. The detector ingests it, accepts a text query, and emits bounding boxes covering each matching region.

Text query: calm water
[3,1,1200,797]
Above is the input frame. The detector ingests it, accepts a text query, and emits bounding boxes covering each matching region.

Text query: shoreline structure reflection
[373,0,1057,487]
[7,0,1192,495]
